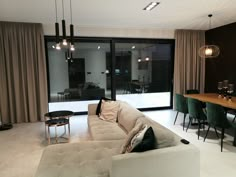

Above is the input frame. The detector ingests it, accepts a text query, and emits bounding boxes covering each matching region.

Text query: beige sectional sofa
[35,101,200,177]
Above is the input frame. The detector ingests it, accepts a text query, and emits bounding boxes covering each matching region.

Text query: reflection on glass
[47,42,111,103]
[114,42,173,108]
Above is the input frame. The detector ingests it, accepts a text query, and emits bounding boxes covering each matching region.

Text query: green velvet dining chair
[204,102,234,152]
[174,94,188,130]
[186,98,207,139]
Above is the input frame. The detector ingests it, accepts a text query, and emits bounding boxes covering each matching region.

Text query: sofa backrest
[117,101,179,149]
[137,116,179,148]
[117,101,145,133]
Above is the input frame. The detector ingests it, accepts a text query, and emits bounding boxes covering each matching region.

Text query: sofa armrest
[88,104,98,115]
[110,144,199,177]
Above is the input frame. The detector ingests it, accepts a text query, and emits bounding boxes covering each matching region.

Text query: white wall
[48,49,69,95]
[43,24,175,39]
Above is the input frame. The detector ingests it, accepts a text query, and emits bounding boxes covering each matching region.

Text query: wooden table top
[184,93,236,109]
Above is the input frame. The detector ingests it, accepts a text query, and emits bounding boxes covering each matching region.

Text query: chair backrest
[186,89,199,94]
[175,94,188,114]
[206,102,231,128]
[187,98,206,120]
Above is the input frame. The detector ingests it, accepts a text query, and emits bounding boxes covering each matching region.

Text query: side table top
[44,110,74,119]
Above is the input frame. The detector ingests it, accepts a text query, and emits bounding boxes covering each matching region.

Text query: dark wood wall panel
[205,22,236,92]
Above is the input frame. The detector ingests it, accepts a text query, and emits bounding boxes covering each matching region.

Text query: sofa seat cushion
[117,101,145,133]
[88,115,127,140]
[35,141,122,177]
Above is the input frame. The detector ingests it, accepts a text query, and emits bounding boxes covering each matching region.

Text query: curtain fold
[0,22,48,123]
[173,30,205,96]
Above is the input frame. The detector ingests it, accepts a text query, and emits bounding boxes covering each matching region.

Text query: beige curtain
[0,22,48,123]
[173,30,205,96]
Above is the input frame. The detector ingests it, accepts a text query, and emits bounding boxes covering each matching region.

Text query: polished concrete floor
[0,109,236,177]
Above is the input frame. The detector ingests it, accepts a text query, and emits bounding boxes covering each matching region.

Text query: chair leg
[214,127,219,138]
[186,117,192,132]
[174,112,179,125]
[197,120,201,140]
[221,128,225,152]
[183,114,186,131]
[204,125,211,142]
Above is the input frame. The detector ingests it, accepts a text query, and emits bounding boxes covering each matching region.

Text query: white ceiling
[1,0,236,30]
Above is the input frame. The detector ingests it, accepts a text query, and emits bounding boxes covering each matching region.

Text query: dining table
[184,93,236,146]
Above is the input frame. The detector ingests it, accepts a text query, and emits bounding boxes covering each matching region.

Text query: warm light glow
[205,48,213,56]
[62,39,68,46]
[145,57,150,61]
[56,43,61,50]
[143,2,160,11]
[70,44,75,51]
[138,59,141,62]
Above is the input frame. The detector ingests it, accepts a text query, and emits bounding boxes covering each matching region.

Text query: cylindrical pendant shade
[55,22,60,44]
[70,24,74,45]
[62,19,67,45]
[198,45,220,58]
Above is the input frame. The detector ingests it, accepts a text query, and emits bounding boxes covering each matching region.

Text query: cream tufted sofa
[35,101,200,177]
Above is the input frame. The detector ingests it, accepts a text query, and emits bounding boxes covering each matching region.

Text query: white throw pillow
[120,119,143,154]
[99,100,120,122]
[126,124,149,153]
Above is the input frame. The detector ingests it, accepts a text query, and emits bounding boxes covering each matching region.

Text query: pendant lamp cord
[70,0,72,24]
[62,0,65,19]
[55,0,58,22]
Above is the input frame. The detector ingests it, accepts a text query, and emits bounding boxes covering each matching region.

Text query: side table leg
[48,126,50,144]
[55,126,58,143]
[68,122,70,141]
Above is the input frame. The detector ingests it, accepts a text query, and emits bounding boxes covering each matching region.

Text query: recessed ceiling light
[132,46,136,49]
[143,2,160,11]
[52,45,55,48]
[145,57,150,61]
[98,46,101,50]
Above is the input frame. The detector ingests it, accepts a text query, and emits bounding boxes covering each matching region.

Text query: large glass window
[46,37,174,112]
[47,40,111,112]
[114,42,173,109]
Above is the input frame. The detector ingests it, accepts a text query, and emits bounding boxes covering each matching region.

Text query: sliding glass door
[114,41,173,109]
[47,39,111,112]
[45,37,174,112]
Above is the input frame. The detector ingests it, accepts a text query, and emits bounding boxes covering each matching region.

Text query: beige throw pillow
[120,119,144,154]
[99,100,120,122]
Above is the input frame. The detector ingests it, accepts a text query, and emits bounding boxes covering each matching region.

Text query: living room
[1,1,236,177]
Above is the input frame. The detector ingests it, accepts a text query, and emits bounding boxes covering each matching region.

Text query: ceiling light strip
[143,2,160,11]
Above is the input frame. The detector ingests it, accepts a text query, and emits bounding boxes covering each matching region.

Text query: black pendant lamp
[55,0,60,50]
[62,0,67,46]
[70,0,75,51]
